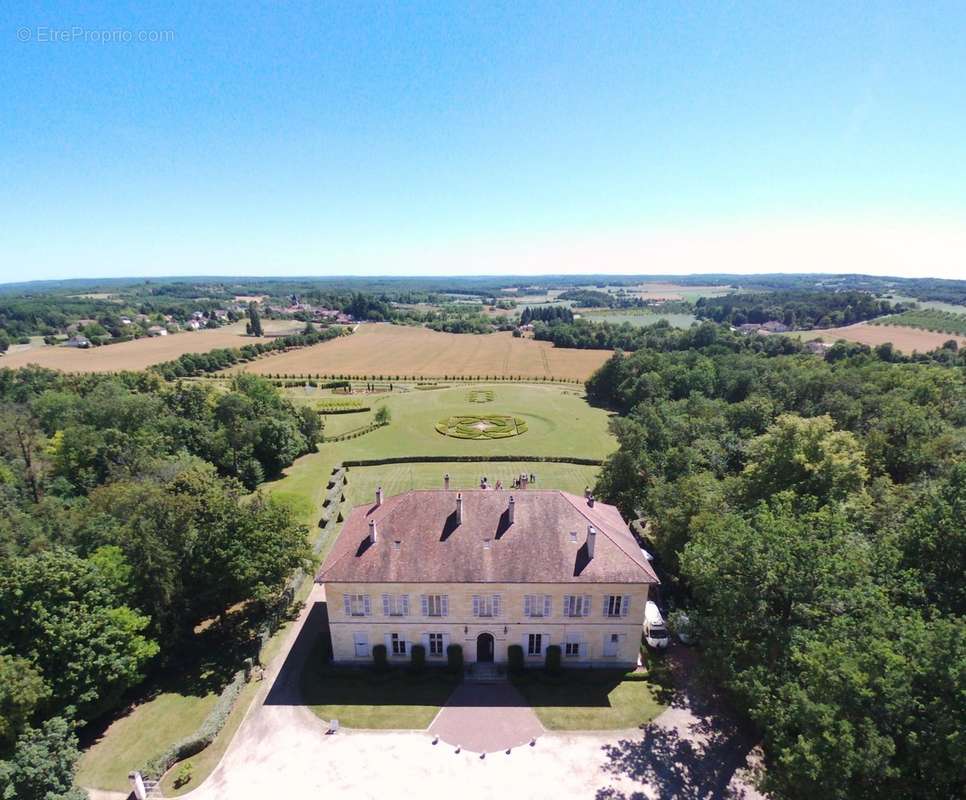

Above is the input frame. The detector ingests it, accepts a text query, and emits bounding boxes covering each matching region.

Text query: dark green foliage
[372,644,388,671]
[589,329,966,800]
[507,644,524,674]
[695,290,905,329]
[544,644,561,675]
[446,643,463,675]
[410,644,426,672]
[0,716,86,800]
[247,301,263,336]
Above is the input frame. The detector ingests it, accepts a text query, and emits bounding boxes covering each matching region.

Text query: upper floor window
[382,593,410,617]
[344,593,371,617]
[524,594,551,617]
[563,594,591,617]
[421,594,448,617]
[472,594,501,618]
[604,595,630,617]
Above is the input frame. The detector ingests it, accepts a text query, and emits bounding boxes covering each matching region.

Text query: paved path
[178,589,765,800]
[428,681,544,753]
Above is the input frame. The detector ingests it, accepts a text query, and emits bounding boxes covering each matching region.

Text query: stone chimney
[375,486,383,506]
[586,525,597,559]
[456,492,463,525]
[508,495,515,524]
[587,493,595,508]
[444,473,450,491]
[368,518,378,544]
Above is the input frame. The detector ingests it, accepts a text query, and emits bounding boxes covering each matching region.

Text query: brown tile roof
[317,490,659,585]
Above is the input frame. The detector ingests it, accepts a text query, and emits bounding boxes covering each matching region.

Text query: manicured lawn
[76,691,219,792]
[512,670,667,730]
[300,639,459,729]
[344,461,601,506]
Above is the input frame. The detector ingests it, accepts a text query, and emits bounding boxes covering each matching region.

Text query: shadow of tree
[597,718,759,800]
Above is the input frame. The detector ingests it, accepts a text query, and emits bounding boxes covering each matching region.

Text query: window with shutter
[620,596,630,617]
[472,595,480,616]
[421,595,428,616]
[492,595,500,617]
[524,595,532,616]
[401,595,410,616]
[563,595,572,616]
[382,594,390,616]
[343,594,351,616]
[543,595,552,617]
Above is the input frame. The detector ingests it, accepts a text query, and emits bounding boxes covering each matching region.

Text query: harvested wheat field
[804,323,966,353]
[234,323,611,380]
[0,322,274,373]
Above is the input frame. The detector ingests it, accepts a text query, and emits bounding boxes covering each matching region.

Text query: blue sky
[1,1,964,281]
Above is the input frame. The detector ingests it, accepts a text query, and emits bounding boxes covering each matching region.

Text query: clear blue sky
[2,1,964,281]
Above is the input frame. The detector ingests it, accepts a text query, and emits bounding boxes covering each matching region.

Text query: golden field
[0,322,277,373]
[804,322,966,353]
[234,323,611,380]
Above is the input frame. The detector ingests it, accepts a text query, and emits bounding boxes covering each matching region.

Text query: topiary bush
[507,644,524,675]
[410,643,426,672]
[373,643,388,672]
[446,643,464,675]
[545,644,562,675]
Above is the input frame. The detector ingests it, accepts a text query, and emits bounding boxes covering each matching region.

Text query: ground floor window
[603,633,621,657]
[565,640,580,657]
[428,632,444,656]
[390,633,407,656]
[527,633,544,656]
[353,632,369,657]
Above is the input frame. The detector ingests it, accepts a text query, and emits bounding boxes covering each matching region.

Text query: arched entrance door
[476,632,494,662]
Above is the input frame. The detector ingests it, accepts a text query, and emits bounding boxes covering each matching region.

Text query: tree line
[588,331,965,799]
[695,289,907,329]
[0,368,318,797]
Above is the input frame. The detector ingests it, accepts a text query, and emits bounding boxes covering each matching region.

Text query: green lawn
[581,310,697,328]
[77,691,219,792]
[512,670,667,730]
[300,638,459,729]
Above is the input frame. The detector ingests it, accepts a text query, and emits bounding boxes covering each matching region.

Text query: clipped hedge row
[141,669,247,780]
[434,414,527,439]
[318,406,371,415]
[342,454,603,467]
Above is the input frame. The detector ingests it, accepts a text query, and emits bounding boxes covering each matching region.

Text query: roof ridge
[559,491,657,581]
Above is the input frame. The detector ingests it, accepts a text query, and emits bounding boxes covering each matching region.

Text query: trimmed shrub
[545,644,562,675]
[446,643,464,675]
[373,643,388,671]
[410,644,426,672]
[507,644,524,675]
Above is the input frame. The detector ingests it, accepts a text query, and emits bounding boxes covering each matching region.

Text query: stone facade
[326,580,648,667]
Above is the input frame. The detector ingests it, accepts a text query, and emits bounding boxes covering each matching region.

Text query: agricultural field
[872,309,966,337]
[0,321,285,372]
[579,309,697,328]
[802,322,966,352]
[232,323,611,381]
[609,282,735,302]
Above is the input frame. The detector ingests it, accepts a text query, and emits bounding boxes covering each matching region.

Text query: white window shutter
[621,596,630,617]
[421,595,428,616]
[523,634,530,652]
[544,595,552,617]
[492,595,501,617]
[422,634,430,651]
[563,595,572,616]
[442,633,450,651]
[441,595,449,616]
[401,595,410,616]
[602,596,609,617]
[524,595,531,616]
[583,595,592,616]
[384,633,392,651]
[363,595,371,615]
[343,594,351,615]
[472,595,480,616]
[382,594,390,616]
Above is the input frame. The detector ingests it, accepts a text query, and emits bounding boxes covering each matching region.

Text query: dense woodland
[695,290,906,328]
[588,326,966,800]
[0,370,318,795]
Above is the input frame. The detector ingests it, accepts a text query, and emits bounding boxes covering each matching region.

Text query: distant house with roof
[146,325,168,337]
[66,335,91,348]
[317,486,658,668]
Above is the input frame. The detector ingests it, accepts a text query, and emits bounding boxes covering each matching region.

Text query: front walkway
[428,681,544,753]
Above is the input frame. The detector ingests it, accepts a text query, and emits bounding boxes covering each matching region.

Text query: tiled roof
[318,490,658,585]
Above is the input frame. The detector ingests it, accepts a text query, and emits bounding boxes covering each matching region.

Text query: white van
[644,600,670,649]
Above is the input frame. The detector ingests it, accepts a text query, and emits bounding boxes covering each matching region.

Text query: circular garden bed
[435,414,528,440]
